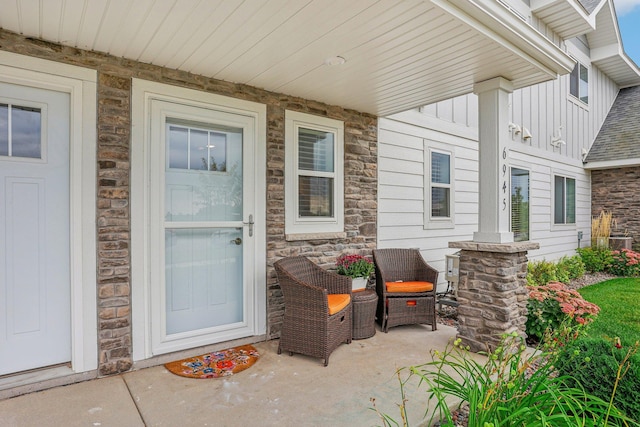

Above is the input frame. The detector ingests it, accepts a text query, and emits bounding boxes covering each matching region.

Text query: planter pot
[595,237,608,248]
[352,277,368,292]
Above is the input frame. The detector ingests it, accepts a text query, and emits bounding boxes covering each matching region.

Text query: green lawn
[579,278,640,346]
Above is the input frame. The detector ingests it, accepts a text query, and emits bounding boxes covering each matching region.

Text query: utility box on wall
[444,253,459,299]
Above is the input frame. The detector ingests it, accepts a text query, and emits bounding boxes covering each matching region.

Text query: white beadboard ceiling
[0,0,575,116]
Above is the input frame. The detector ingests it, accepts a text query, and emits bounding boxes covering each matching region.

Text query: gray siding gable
[585,85,640,163]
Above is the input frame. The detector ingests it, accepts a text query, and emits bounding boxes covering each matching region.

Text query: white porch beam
[473,77,514,244]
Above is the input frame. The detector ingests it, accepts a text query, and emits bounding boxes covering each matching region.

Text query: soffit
[0,0,572,116]
[531,0,595,39]
[587,0,640,88]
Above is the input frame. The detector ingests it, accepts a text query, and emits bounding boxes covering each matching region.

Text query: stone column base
[448,241,539,352]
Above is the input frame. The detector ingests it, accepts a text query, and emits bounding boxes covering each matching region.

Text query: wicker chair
[274,256,352,366]
[373,248,438,332]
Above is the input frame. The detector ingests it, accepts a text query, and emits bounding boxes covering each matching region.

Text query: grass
[579,278,640,346]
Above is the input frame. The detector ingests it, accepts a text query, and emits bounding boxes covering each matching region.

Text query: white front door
[148,99,258,355]
[0,82,71,375]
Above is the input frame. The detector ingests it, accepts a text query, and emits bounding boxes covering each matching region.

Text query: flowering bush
[526,281,600,343]
[608,248,640,277]
[336,254,374,278]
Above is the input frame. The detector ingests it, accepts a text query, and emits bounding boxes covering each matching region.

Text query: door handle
[243,214,254,237]
[230,237,242,245]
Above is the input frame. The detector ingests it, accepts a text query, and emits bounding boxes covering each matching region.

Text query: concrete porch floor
[0,324,483,427]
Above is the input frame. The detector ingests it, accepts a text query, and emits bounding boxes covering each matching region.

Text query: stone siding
[449,241,537,352]
[0,29,377,376]
[592,167,640,250]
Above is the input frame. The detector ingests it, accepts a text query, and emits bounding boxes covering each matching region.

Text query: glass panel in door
[164,121,244,335]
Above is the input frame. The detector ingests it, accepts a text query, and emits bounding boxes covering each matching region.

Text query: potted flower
[336,254,375,291]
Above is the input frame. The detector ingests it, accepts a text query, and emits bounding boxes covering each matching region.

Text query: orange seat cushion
[386,281,433,293]
[327,294,351,315]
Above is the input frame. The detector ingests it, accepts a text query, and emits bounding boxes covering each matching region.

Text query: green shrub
[527,259,557,286]
[557,255,586,281]
[373,333,638,426]
[556,337,640,422]
[607,249,640,277]
[577,247,614,273]
[526,282,600,343]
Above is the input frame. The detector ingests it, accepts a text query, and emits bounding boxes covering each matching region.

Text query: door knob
[230,237,242,245]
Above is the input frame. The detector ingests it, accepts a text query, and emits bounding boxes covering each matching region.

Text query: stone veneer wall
[591,167,640,250]
[0,29,377,376]
[449,241,538,352]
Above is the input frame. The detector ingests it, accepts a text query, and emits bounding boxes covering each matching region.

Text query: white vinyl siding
[378,115,477,290]
[378,39,617,274]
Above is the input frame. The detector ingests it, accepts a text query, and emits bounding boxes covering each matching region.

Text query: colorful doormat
[164,345,260,379]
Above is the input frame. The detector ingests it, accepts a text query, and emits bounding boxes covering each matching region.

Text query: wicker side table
[352,289,378,339]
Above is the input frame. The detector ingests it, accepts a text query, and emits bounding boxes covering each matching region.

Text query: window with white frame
[0,102,43,159]
[511,168,529,241]
[285,110,344,236]
[569,61,588,104]
[424,144,454,229]
[554,175,576,225]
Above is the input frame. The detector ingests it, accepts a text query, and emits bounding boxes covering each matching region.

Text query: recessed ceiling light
[324,56,346,66]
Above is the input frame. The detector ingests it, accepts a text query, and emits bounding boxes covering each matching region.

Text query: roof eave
[433,0,576,80]
[584,158,640,170]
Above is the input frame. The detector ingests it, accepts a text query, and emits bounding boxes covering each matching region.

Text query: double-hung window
[424,145,454,229]
[511,168,530,241]
[570,61,588,104]
[554,175,576,225]
[285,110,344,236]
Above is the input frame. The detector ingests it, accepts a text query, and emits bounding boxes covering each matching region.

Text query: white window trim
[285,110,344,237]
[552,172,577,229]
[424,142,455,229]
[510,166,531,242]
[568,58,589,107]
[131,79,267,361]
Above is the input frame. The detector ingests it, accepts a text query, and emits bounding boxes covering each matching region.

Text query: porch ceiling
[0,0,573,116]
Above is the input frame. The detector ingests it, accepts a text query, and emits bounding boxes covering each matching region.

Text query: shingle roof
[577,0,602,14]
[584,85,640,163]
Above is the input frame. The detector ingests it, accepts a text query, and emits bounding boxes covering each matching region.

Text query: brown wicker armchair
[274,256,352,366]
[373,248,438,332]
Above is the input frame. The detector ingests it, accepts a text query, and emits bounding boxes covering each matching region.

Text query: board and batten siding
[378,48,619,284]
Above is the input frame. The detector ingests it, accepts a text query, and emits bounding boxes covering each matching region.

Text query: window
[0,103,42,159]
[166,122,228,172]
[569,61,588,104]
[511,168,529,241]
[554,175,576,225]
[424,145,454,229]
[285,110,344,236]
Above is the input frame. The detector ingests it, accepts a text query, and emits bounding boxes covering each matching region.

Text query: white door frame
[0,51,97,376]
[131,79,267,361]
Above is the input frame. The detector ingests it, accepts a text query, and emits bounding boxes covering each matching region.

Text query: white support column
[473,77,514,244]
